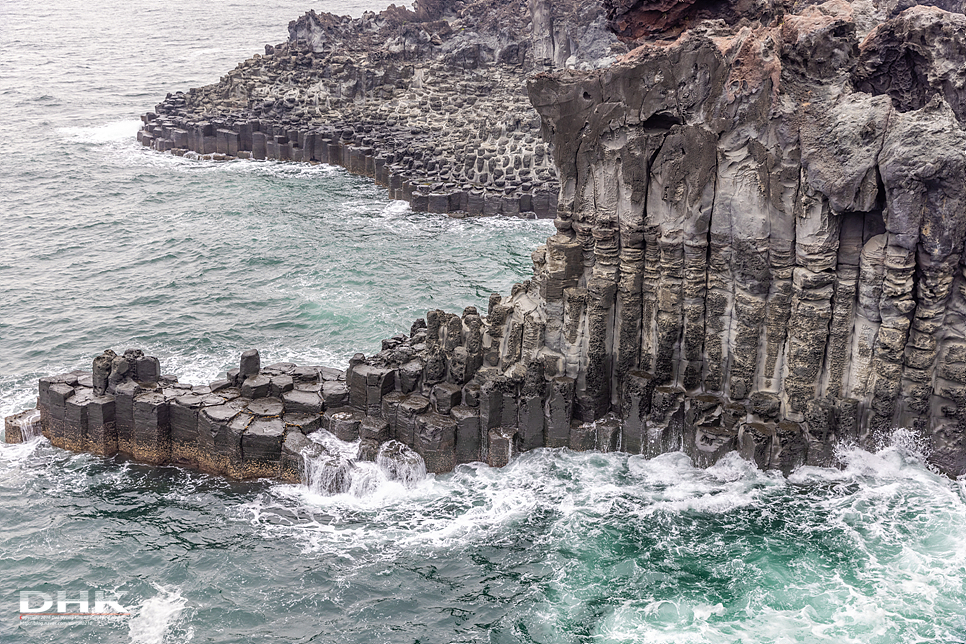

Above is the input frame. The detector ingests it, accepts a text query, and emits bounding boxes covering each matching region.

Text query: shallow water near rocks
[4,432,966,643]
[2,1,966,643]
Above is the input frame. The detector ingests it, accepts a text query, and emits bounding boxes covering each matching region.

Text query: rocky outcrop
[515,1,966,476]
[6,348,438,484]
[12,0,966,481]
[136,0,627,218]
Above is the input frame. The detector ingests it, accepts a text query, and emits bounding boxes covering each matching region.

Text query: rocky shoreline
[135,0,626,218]
[11,0,966,483]
[3,324,805,485]
[138,109,559,218]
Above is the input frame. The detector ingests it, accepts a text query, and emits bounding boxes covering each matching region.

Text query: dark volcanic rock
[92,350,116,396]
[240,349,261,378]
[136,1,632,218]
[519,0,966,477]
[15,0,966,484]
[242,418,285,470]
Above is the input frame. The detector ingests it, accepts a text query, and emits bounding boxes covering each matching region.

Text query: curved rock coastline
[136,0,627,218]
[10,0,966,481]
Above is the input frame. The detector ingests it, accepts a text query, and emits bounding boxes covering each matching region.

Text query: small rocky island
[10,0,966,482]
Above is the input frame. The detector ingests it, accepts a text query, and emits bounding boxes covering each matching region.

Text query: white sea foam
[128,585,188,644]
[113,138,347,179]
[790,428,944,486]
[379,200,411,218]
[248,449,560,556]
[581,437,966,643]
[129,344,349,390]
[623,450,782,518]
[593,599,729,644]
[0,376,44,420]
[0,435,48,468]
[228,439,966,643]
[14,409,42,440]
[59,119,141,143]
[210,158,342,179]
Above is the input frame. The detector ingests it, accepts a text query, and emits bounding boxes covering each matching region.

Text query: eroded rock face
[517,2,966,475]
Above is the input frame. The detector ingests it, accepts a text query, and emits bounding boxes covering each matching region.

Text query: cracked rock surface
[521,1,966,475]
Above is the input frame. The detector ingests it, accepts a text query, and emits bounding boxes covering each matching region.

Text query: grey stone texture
[13,0,966,482]
[135,0,632,218]
[519,0,966,478]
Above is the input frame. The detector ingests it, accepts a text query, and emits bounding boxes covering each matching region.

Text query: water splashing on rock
[374,440,428,488]
[4,409,42,443]
[301,433,426,496]
[302,442,354,495]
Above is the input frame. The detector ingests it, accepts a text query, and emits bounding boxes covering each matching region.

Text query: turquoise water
[2,1,966,642]
[0,0,549,413]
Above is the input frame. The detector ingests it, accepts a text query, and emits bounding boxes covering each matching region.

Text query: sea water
[2,1,965,642]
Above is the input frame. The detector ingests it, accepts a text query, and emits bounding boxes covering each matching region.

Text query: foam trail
[128,585,187,644]
[60,119,141,143]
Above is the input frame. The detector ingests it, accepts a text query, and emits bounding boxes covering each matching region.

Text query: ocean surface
[1,1,965,643]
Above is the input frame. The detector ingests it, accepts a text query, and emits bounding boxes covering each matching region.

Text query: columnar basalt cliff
[521,0,966,475]
[10,0,966,482]
[136,0,626,218]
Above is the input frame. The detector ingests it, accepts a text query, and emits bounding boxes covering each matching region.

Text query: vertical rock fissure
[697,162,718,394]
